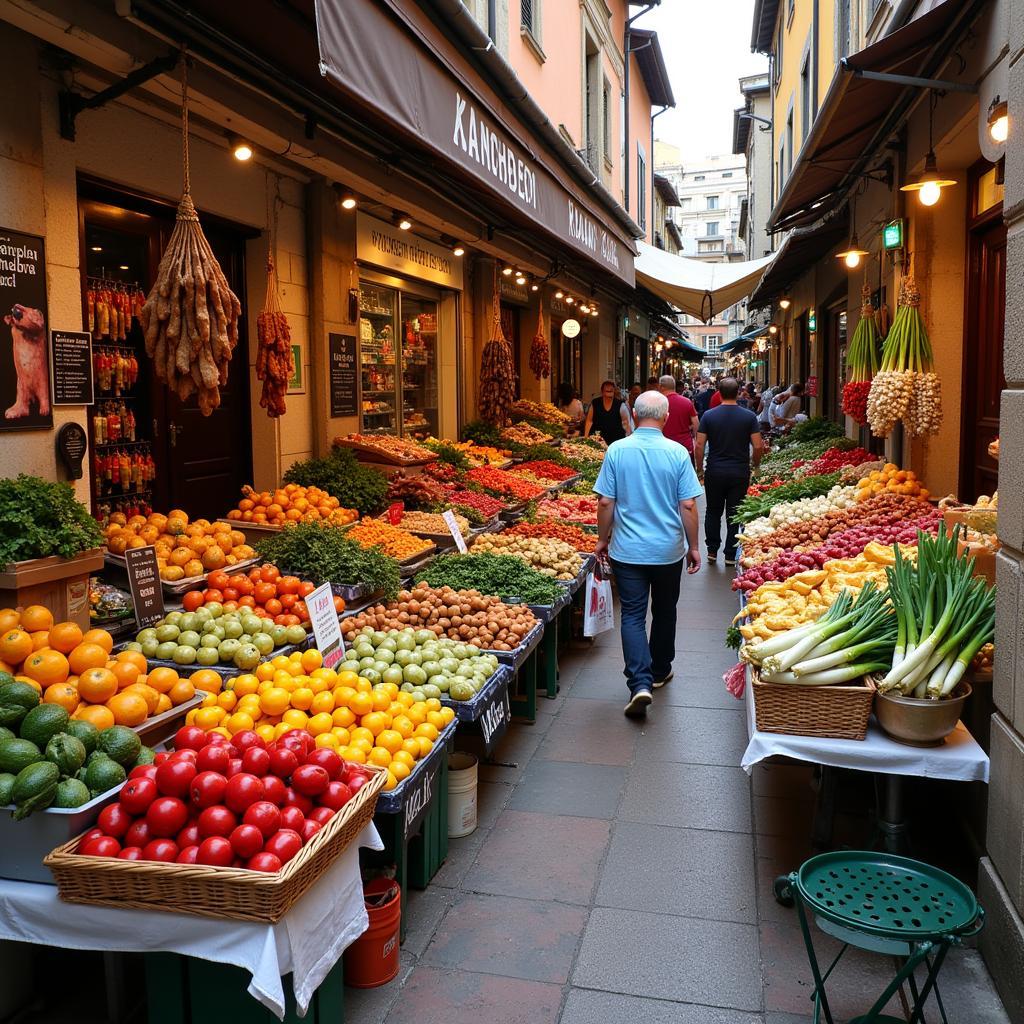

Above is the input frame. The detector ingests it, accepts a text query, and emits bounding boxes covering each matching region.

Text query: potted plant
[0,475,104,628]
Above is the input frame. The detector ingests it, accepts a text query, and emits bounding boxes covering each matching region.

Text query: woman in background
[556,381,585,433]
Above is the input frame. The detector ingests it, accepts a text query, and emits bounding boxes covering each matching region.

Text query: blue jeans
[610,558,684,695]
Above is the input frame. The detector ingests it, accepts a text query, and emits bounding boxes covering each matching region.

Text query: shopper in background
[594,390,703,717]
[584,379,633,444]
[627,382,643,425]
[693,379,714,417]
[658,374,699,458]
[646,375,660,390]
[695,377,764,567]
[757,385,777,432]
[709,378,724,409]
[775,382,805,430]
[556,381,585,433]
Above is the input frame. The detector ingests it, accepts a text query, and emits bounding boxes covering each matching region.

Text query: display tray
[333,437,438,466]
[331,581,384,604]
[103,553,261,596]
[556,556,595,596]
[215,518,284,539]
[399,553,437,581]
[115,639,309,680]
[440,665,512,722]
[488,620,545,669]
[375,720,456,815]
[498,502,529,523]
[45,765,385,923]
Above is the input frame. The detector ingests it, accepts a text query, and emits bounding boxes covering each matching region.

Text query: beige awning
[635,242,774,322]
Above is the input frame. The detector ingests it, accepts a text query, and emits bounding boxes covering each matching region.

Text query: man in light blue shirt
[594,390,703,717]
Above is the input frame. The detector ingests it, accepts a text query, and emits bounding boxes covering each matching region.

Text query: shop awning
[634,242,775,322]
[748,215,849,308]
[768,0,981,231]
[721,324,767,352]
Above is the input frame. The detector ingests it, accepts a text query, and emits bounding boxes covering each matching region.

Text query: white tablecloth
[0,823,383,1020]
[741,674,989,782]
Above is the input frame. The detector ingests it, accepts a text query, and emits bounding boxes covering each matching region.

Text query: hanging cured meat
[479,283,516,425]
[528,305,550,381]
[255,254,294,417]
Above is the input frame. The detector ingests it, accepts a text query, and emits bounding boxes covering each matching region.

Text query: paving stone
[430,832,484,889]
[676,627,745,653]
[383,966,562,1024]
[634,704,749,766]
[463,809,610,904]
[596,822,756,923]
[478,725,544,784]
[560,989,764,1024]
[402,886,456,957]
[572,907,762,1010]
[344,952,416,1024]
[536,698,641,765]
[508,760,625,819]
[568,667,632,702]
[475,780,513,832]
[654,667,745,709]
[422,893,587,983]
[620,762,753,832]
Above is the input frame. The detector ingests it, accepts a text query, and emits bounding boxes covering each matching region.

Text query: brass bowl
[873,680,972,747]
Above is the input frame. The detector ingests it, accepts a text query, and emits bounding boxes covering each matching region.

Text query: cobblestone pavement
[348,540,1010,1024]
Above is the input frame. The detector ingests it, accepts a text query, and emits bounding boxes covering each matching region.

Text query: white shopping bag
[583,565,615,637]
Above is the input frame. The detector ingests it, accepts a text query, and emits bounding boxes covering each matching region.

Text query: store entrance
[79,183,253,521]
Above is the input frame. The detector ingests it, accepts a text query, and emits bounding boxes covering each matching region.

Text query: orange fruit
[332,706,356,729]
[194,706,225,730]
[115,649,147,672]
[43,683,80,713]
[233,674,259,697]
[426,710,446,730]
[308,712,334,736]
[110,661,141,690]
[371,689,391,713]
[310,691,335,715]
[168,679,196,705]
[377,729,404,754]
[414,722,438,741]
[367,747,392,768]
[349,692,373,717]
[383,770,398,792]
[22,649,70,687]
[190,669,223,695]
[156,694,173,714]
[260,687,291,717]
[300,649,323,673]
[47,621,84,654]
[216,690,237,712]
[20,605,53,633]
[146,667,179,694]
[401,738,421,758]
[226,711,255,735]
[361,711,388,737]
[29,631,50,651]
[340,745,367,764]
[315,732,340,749]
[124,682,160,714]
[106,691,148,726]
[336,670,359,688]
[391,761,410,782]
[415,736,433,757]
[0,629,33,666]
[282,708,308,729]
[392,715,414,739]
[68,642,109,676]
[75,704,115,730]
[82,628,114,654]
[0,609,20,632]
[77,666,120,703]
[392,750,415,770]
[290,687,314,711]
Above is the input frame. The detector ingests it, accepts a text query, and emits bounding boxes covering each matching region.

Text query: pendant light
[836,196,870,269]
[901,93,957,206]
[988,96,1009,143]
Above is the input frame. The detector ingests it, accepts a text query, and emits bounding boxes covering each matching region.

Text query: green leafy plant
[254,522,400,600]
[283,448,388,517]
[735,472,842,524]
[416,553,561,605]
[775,417,845,449]
[460,420,504,447]
[423,440,471,472]
[0,475,103,565]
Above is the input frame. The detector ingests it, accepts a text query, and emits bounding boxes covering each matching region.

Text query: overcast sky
[636,0,769,164]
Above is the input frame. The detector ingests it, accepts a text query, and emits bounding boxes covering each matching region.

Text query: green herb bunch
[460,420,504,447]
[423,440,471,472]
[0,475,103,565]
[283,448,388,517]
[513,444,570,466]
[775,417,845,450]
[735,472,843,523]
[416,553,561,604]
[756,437,856,480]
[254,521,400,600]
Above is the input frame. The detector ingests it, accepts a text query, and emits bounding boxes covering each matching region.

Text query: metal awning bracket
[59,52,179,141]
[844,66,977,95]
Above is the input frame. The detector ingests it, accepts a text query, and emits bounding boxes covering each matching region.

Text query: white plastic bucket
[447,752,478,838]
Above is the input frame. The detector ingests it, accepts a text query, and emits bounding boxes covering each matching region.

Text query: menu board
[329,332,358,417]
[51,330,95,406]
[124,545,165,628]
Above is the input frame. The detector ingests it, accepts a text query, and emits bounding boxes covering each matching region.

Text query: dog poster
[0,227,52,431]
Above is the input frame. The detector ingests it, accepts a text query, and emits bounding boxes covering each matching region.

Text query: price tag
[307,582,345,668]
[478,681,512,756]
[443,509,468,553]
[124,546,165,628]
[388,501,404,525]
[403,754,441,841]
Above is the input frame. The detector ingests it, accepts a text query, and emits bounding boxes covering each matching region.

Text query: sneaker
[624,689,653,717]
[706,550,718,563]
[652,672,673,689]
[724,556,737,566]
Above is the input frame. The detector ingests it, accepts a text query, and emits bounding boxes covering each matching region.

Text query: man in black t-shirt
[695,377,765,566]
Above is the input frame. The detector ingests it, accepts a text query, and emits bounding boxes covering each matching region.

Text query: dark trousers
[610,558,684,695]
[704,470,749,558]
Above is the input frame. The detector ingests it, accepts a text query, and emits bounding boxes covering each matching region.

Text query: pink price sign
[306,581,345,669]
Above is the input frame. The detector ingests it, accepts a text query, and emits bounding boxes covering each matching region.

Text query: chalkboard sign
[124,545,165,628]
[403,755,441,842]
[50,330,94,406]
[329,332,357,417]
[478,683,512,756]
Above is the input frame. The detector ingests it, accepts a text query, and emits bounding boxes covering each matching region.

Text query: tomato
[332,596,345,614]
[267,745,299,778]
[298,581,315,598]
[346,773,370,794]
[259,565,281,583]
[129,764,159,781]
[286,611,304,628]
[305,748,342,780]
[197,805,237,838]
[153,751,170,765]
[195,743,231,774]
[238,596,256,609]
[279,804,306,832]
[190,770,228,809]
[319,781,352,812]
[300,819,322,843]
[279,592,299,610]
[177,822,201,848]
[241,746,271,777]
[283,788,314,815]
[222,588,239,602]
[176,845,200,864]
[98,803,134,838]
[253,582,276,605]
[224,773,265,815]
[146,796,189,837]
[224,757,243,779]
[264,598,283,617]
[262,775,287,807]
[309,806,335,825]
[248,567,262,582]
[264,829,303,864]
[156,758,197,798]
[291,764,329,798]
[231,730,265,754]
[81,836,121,857]
[174,725,208,752]
[246,851,282,873]
[81,827,104,845]
[120,777,158,816]
[235,576,255,597]
[196,836,234,867]
[202,588,223,604]
[124,819,152,848]
[207,570,230,591]
[142,838,179,862]
[243,801,282,838]
[229,824,265,859]
[118,846,144,861]
[278,576,301,595]
[182,591,205,613]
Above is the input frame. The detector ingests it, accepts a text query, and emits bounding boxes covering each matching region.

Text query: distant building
[733,72,773,259]
[652,173,682,254]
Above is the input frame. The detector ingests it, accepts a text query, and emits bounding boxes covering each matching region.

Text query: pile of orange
[0,605,211,729]
[225,484,358,528]
[185,648,454,791]
[103,510,257,582]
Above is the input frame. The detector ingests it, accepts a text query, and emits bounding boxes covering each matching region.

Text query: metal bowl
[873,680,972,747]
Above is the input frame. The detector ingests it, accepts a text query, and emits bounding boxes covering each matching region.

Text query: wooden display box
[0,548,104,629]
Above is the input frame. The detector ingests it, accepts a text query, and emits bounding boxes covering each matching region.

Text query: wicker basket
[751,668,875,740]
[44,766,386,923]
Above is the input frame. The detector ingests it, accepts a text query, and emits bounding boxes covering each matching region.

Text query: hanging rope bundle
[479,277,516,425]
[528,305,550,381]
[139,57,242,416]
[256,253,293,417]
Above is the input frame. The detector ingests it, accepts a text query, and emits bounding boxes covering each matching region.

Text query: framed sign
[287,343,304,394]
[0,228,52,431]
[328,332,358,417]
[51,330,95,406]
[124,545,165,628]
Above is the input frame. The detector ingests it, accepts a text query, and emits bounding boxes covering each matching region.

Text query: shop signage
[0,227,52,432]
[328,332,358,417]
[883,219,904,251]
[499,278,529,304]
[561,319,581,338]
[50,330,94,406]
[307,581,345,669]
[315,1,636,285]
[478,681,512,756]
[808,309,817,333]
[288,343,304,394]
[806,376,819,397]
[124,545,164,629]
[55,422,88,480]
[403,752,441,841]
[356,214,463,291]
[442,509,468,553]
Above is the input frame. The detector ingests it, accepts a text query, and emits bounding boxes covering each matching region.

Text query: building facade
[733,73,774,259]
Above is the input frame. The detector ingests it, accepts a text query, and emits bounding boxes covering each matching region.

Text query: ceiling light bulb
[338,187,357,210]
[988,97,1009,143]
[590,308,598,316]
[919,179,942,206]
[844,250,862,268]
[566,296,574,304]
[768,324,778,334]
[502,266,513,276]
[231,137,253,161]
[555,290,564,299]
[515,275,526,285]
[579,304,589,314]
[530,284,539,292]
[779,298,791,310]
[452,244,465,257]
[119,264,129,271]
[90,246,102,252]
[398,216,412,230]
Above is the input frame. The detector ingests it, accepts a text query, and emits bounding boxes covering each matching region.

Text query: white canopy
[635,241,774,321]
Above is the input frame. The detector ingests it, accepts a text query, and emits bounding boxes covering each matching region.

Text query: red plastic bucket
[343,878,402,988]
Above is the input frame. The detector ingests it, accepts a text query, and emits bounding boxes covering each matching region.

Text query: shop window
[602,77,612,164]
[800,52,811,142]
[583,36,600,172]
[637,148,647,231]
[975,165,1005,217]
[773,19,784,88]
